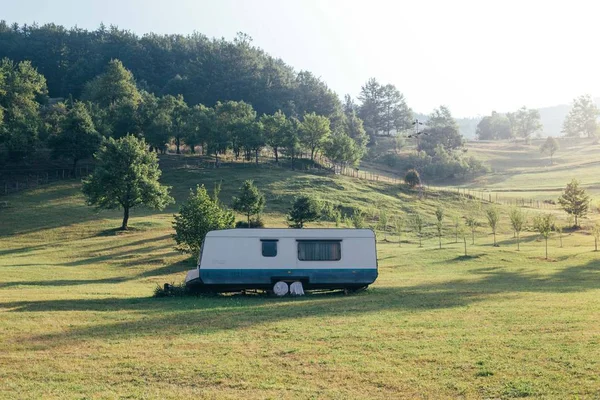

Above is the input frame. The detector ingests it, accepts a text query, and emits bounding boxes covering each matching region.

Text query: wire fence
[0,166,91,196]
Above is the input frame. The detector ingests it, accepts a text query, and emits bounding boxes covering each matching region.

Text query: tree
[476,111,513,140]
[510,106,543,139]
[232,180,266,225]
[81,59,141,107]
[562,94,599,137]
[394,215,404,246]
[378,210,389,240]
[282,117,300,169]
[485,208,500,246]
[435,206,444,249]
[558,179,590,227]
[0,58,47,161]
[323,130,363,168]
[592,223,600,252]
[427,106,459,130]
[342,111,369,153]
[533,214,555,259]
[288,196,320,228]
[465,216,478,245]
[452,215,460,243]
[185,104,214,154]
[260,110,287,162]
[169,94,189,154]
[411,213,424,247]
[358,78,384,138]
[418,125,464,156]
[214,100,256,162]
[172,185,235,255]
[405,169,421,188]
[48,101,101,173]
[82,135,174,230]
[540,137,560,165]
[508,208,526,251]
[381,83,412,136]
[299,112,331,161]
[351,209,365,229]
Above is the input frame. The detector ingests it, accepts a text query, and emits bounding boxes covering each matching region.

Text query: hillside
[1,165,599,398]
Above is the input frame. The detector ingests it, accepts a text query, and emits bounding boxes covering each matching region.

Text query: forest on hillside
[0,22,597,184]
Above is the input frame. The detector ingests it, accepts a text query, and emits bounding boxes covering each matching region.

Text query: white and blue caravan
[184,228,378,292]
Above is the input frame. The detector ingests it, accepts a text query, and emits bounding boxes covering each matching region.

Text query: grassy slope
[0,167,599,399]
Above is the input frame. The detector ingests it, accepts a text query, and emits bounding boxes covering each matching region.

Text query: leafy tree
[485,208,500,246]
[533,214,555,259]
[562,94,599,137]
[465,216,478,245]
[476,111,513,140]
[40,102,68,142]
[232,180,265,225]
[323,130,363,168]
[214,100,256,161]
[556,224,564,248]
[510,106,543,139]
[592,223,600,252]
[82,59,141,107]
[558,179,590,227]
[185,104,214,154]
[260,110,287,162]
[458,222,468,256]
[169,94,189,154]
[288,195,320,228]
[342,111,369,152]
[411,213,424,248]
[540,137,560,165]
[0,58,47,161]
[48,101,101,173]
[82,135,174,230]
[358,78,384,138]
[299,112,331,161]
[418,125,464,156]
[293,71,342,121]
[282,117,301,169]
[508,208,526,251]
[427,106,459,130]
[435,206,444,249]
[172,185,235,255]
[405,169,421,188]
[381,83,412,136]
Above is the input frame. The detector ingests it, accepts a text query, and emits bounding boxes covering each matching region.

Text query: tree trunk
[121,207,130,230]
[493,231,496,246]
[595,237,598,252]
[545,238,548,259]
[247,213,251,225]
[190,145,195,154]
[464,236,467,256]
[255,149,259,166]
[274,147,279,163]
[438,235,441,249]
[517,232,520,251]
[472,231,475,245]
[575,215,578,227]
[176,137,181,154]
[310,148,315,162]
[72,158,78,176]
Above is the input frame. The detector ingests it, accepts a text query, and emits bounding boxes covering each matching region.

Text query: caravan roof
[206,228,375,239]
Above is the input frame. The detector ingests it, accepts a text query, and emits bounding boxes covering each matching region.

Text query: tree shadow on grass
[2,259,598,350]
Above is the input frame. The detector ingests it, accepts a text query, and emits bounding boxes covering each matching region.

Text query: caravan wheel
[273,281,289,297]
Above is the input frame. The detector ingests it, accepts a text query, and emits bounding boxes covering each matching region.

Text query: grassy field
[1,166,599,398]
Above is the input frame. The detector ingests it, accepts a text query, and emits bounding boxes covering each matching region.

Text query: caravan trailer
[185,228,378,292]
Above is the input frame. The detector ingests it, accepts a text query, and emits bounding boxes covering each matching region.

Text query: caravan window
[261,240,278,257]
[297,240,341,261]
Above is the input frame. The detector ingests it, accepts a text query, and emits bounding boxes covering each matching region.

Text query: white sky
[3,0,600,117]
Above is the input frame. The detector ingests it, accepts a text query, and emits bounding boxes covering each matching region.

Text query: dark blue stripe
[200,268,377,285]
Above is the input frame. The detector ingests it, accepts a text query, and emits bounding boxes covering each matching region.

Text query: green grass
[1,166,599,398]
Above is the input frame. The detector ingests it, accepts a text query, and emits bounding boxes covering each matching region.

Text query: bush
[288,196,320,228]
[405,169,421,188]
[235,218,266,228]
[172,185,235,255]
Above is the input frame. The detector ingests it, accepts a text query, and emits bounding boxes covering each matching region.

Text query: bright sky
[4,0,599,117]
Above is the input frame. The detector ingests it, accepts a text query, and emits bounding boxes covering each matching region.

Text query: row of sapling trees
[79,132,597,259]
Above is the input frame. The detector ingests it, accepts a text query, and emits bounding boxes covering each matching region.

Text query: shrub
[405,169,421,188]
[235,218,266,228]
[173,185,235,255]
[288,196,320,228]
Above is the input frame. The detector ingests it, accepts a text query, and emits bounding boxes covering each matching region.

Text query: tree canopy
[82,135,174,230]
[562,94,599,137]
